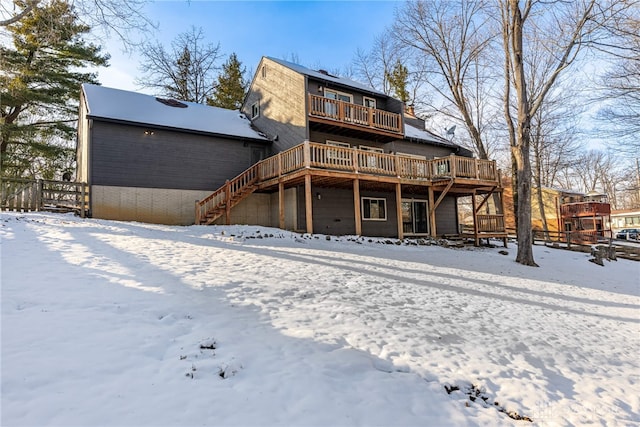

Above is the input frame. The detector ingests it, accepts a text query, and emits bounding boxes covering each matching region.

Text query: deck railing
[477,214,505,233]
[257,142,499,182]
[308,94,403,134]
[196,141,501,224]
[560,202,611,218]
[1,178,89,217]
[195,164,260,224]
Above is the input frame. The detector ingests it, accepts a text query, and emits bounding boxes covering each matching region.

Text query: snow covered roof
[81,84,268,141]
[404,123,456,147]
[266,57,388,97]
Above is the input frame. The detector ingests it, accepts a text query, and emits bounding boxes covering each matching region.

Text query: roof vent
[156,97,188,108]
[318,69,329,75]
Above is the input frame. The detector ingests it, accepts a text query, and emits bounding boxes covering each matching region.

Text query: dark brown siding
[90,121,265,191]
[435,196,458,235]
[297,186,399,237]
[309,131,388,150]
[388,140,456,159]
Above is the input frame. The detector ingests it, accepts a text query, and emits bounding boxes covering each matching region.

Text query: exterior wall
[211,189,298,229]
[531,187,562,233]
[212,193,273,227]
[242,57,307,154]
[89,121,264,191]
[309,130,387,151]
[310,131,457,159]
[434,196,458,235]
[387,140,456,159]
[269,188,298,230]
[91,185,210,225]
[611,209,640,231]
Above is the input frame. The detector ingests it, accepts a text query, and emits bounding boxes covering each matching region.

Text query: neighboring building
[79,57,508,243]
[77,84,269,225]
[503,180,612,242]
[611,208,640,232]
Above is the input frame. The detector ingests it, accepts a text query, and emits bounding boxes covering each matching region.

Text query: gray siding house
[77,84,269,225]
[79,57,506,243]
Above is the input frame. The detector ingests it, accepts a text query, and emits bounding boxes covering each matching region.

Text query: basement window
[156,98,188,108]
[362,197,387,221]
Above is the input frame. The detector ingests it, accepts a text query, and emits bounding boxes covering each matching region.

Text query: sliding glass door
[402,200,429,235]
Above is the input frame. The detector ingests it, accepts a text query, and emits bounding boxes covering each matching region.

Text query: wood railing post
[303,140,311,168]
[195,200,201,225]
[352,148,359,173]
[36,179,43,211]
[450,154,456,178]
[224,180,231,225]
[277,152,282,177]
[80,183,86,218]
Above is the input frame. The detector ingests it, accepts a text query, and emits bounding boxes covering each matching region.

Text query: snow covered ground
[1,212,639,426]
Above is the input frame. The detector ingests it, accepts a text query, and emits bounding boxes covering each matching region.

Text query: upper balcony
[560,202,611,218]
[308,94,403,139]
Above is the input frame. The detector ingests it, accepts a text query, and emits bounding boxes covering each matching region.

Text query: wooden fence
[1,178,89,217]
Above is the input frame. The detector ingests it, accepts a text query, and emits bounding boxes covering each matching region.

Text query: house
[78,57,507,244]
[76,84,270,225]
[610,208,640,232]
[198,57,506,244]
[503,181,612,242]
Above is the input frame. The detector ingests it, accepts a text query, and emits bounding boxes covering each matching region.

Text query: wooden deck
[196,141,507,243]
[308,94,403,138]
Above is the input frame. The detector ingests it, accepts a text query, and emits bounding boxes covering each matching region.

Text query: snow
[2,211,639,426]
[81,84,268,141]
[404,122,455,146]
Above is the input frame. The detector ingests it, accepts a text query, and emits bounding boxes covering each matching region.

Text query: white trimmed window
[326,140,350,162]
[362,197,387,221]
[251,102,260,119]
[359,145,384,153]
[363,97,376,109]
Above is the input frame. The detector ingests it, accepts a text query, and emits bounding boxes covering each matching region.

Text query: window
[359,145,383,153]
[362,197,387,221]
[358,145,384,169]
[251,102,260,119]
[261,65,267,79]
[324,89,353,118]
[363,97,376,109]
[326,140,351,163]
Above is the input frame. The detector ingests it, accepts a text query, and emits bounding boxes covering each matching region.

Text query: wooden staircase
[195,164,260,225]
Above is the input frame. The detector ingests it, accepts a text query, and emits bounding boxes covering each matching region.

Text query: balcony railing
[256,141,499,183]
[308,94,403,134]
[560,202,611,218]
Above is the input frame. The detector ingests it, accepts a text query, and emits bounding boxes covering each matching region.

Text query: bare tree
[595,8,640,153]
[136,27,222,103]
[497,0,623,266]
[1,0,155,49]
[393,0,497,160]
[352,33,399,96]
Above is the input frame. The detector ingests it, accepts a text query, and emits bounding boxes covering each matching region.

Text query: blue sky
[98,1,401,92]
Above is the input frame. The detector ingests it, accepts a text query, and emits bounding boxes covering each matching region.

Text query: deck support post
[499,188,508,247]
[304,173,313,234]
[472,190,479,247]
[428,187,436,237]
[396,182,404,240]
[279,181,285,230]
[353,179,361,236]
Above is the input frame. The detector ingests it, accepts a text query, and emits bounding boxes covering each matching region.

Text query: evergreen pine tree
[385,60,410,105]
[207,53,247,110]
[1,0,109,178]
